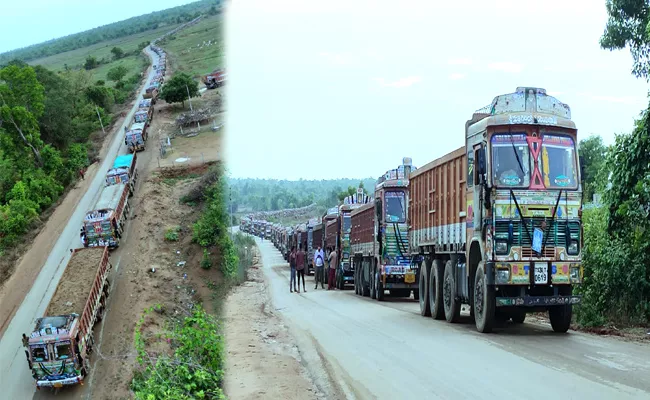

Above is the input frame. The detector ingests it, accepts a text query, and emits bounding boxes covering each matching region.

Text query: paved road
[0,45,161,399]
[254,238,650,400]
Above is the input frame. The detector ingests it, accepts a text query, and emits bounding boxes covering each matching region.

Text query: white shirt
[314,249,325,267]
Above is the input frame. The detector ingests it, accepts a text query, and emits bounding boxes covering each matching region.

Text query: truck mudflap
[37,375,83,388]
[496,295,581,307]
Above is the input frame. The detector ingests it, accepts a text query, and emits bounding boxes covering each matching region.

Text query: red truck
[23,247,112,390]
[202,69,226,89]
[82,183,131,249]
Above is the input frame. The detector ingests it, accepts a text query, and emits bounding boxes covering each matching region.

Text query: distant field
[29,23,182,84]
[159,14,224,77]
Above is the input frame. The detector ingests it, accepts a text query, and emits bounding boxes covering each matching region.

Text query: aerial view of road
[252,238,650,400]
[0,45,162,399]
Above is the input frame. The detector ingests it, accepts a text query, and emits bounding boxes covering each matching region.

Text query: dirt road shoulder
[223,255,324,400]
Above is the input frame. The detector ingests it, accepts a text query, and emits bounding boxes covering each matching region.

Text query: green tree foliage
[600,0,650,78]
[337,182,369,201]
[132,305,226,400]
[110,46,124,60]
[229,178,376,212]
[579,135,608,202]
[84,56,99,70]
[0,0,223,65]
[0,63,109,251]
[577,107,650,326]
[107,65,128,83]
[160,72,199,107]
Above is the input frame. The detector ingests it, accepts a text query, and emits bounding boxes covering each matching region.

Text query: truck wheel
[354,268,360,295]
[375,268,384,301]
[419,262,431,316]
[443,260,461,323]
[474,261,495,333]
[361,264,370,297]
[370,265,376,299]
[549,305,572,333]
[413,290,419,301]
[430,259,444,320]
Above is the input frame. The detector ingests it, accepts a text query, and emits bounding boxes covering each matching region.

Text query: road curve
[254,238,650,400]
[0,45,161,399]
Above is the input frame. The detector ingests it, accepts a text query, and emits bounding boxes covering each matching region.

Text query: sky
[225,0,650,180]
[0,0,198,53]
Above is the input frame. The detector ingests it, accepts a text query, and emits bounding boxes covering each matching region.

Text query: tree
[110,47,125,60]
[600,0,650,78]
[84,56,99,70]
[160,72,199,107]
[208,5,218,15]
[107,65,128,83]
[579,135,608,202]
[138,41,150,50]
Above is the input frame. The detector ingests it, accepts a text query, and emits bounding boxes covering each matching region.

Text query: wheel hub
[475,279,484,315]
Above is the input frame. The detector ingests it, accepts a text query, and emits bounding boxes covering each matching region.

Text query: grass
[29,23,182,84]
[158,14,224,77]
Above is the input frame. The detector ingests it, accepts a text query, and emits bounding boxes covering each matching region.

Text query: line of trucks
[20,44,167,391]
[242,87,585,334]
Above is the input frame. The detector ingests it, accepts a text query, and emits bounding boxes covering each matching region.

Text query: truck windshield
[55,341,72,360]
[541,134,578,189]
[491,133,531,187]
[31,345,48,362]
[385,191,406,223]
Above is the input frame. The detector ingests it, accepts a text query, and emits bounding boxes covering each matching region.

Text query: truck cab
[334,188,371,289]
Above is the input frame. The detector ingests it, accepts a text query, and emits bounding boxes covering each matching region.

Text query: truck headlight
[567,240,579,255]
[496,268,510,284]
[495,240,508,255]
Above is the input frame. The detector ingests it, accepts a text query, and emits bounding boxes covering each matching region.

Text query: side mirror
[579,155,585,182]
[477,147,487,184]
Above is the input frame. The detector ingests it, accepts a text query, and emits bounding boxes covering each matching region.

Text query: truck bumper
[384,282,418,289]
[496,295,582,307]
[37,375,82,388]
[487,261,583,285]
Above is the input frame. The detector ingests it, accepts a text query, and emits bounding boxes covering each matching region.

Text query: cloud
[590,95,645,105]
[447,58,473,66]
[487,62,523,73]
[374,76,422,88]
[449,73,465,80]
[319,51,357,66]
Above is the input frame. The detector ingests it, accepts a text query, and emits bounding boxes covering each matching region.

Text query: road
[254,238,650,400]
[0,45,161,399]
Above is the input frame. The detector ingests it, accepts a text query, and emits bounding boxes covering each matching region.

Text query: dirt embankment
[223,254,323,400]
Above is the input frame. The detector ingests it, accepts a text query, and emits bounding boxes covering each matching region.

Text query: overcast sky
[225,0,650,180]
[0,0,197,53]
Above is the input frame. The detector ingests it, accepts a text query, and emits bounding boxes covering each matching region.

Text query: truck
[134,107,153,126]
[23,247,112,390]
[143,86,159,104]
[410,87,584,333]
[124,121,148,153]
[333,189,371,289]
[202,69,226,89]
[306,217,320,275]
[82,183,131,249]
[352,159,416,299]
[105,153,138,195]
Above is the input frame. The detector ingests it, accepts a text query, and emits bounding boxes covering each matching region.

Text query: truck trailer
[23,247,112,390]
[410,87,584,333]
[82,184,131,249]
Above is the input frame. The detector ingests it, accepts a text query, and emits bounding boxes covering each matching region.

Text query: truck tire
[413,290,419,301]
[429,259,445,320]
[419,262,431,316]
[474,261,495,333]
[443,260,461,323]
[361,262,370,297]
[370,265,376,299]
[355,268,360,295]
[549,286,572,333]
[511,309,526,324]
[375,267,384,301]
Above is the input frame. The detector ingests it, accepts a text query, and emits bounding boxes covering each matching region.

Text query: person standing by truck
[296,245,306,292]
[328,246,338,290]
[289,246,297,293]
[314,245,325,289]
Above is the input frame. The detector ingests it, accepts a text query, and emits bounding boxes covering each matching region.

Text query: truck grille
[494,218,579,249]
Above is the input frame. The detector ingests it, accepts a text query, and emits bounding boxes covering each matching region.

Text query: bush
[165,226,180,242]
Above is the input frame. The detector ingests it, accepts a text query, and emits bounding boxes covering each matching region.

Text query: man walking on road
[314,245,325,289]
[296,245,306,293]
[328,246,338,290]
[289,246,297,293]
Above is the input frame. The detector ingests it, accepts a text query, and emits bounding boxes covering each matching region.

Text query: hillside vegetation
[0,0,224,65]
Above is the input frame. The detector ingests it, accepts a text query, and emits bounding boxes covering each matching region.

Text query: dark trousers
[315,267,325,288]
[290,267,296,290]
[328,268,335,289]
[297,269,305,288]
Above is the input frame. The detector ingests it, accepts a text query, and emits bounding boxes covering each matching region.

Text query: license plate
[534,263,548,284]
[53,382,63,388]
[405,273,415,284]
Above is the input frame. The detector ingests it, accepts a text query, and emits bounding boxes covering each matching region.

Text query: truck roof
[410,147,465,179]
[46,247,108,317]
[130,122,146,131]
[113,154,134,169]
[87,184,127,215]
